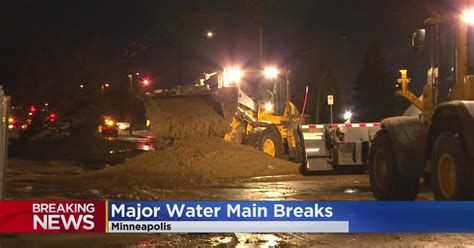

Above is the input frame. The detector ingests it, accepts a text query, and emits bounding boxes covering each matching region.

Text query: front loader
[369,8,474,200]
[144,67,303,160]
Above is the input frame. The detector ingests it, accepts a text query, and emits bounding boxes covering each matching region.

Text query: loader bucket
[144,87,239,140]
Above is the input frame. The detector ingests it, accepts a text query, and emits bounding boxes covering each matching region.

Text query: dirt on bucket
[145,94,230,139]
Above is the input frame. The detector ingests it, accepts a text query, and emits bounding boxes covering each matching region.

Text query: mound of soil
[80,90,298,198]
[84,136,298,191]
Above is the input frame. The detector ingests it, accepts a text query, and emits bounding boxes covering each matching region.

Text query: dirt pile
[85,136,298,190]
[83,91,298,196]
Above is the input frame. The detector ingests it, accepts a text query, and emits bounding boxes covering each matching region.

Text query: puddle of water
[263,191,285,198]
[245,174,297,182]
[344,188,359,194]
[235,233,281,248]
[210,235,236,247]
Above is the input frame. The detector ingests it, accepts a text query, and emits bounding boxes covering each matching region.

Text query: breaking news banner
[1,200,474,233]
[0,201,106,233]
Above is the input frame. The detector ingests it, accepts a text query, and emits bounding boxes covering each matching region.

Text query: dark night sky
[0,0,463,107]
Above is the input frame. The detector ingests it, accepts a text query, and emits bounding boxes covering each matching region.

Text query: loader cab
[258,71,298,119]
[271,76,289,116]
[412,19,456,104]
[412,13,474,104]
[251,70,291,117]
[218,67,295,119]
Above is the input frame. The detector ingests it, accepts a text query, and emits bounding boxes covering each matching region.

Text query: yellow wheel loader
[144,67,303,160]
[369,8,474,200]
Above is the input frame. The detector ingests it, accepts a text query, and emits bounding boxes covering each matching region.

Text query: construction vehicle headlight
[263,67,279,79]
[264,102,274,112]
[462,9,474,24]
[223,67,243,86]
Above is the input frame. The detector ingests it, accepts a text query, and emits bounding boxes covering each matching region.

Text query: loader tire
[368,130,419,200]
[431,134,473,200]
[258,127,284,159]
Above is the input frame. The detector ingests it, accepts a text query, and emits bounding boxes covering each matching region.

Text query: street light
[263,66,279,79]
[101,83,110,91]
[343,111,353,123]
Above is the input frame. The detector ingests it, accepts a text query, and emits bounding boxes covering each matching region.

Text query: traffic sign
[328,95,334,105]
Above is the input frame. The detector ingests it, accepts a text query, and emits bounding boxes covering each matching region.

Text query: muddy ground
[2,159,474,247]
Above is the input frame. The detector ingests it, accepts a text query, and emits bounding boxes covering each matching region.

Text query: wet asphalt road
[3,160,474,247]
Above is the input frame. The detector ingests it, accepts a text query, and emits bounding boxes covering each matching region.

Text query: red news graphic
[0,201,106,233]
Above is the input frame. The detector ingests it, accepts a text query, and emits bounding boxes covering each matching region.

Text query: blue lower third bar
[107,221,349,233]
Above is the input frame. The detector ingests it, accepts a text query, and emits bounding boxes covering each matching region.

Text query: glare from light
[117,122,130,130]
[48,113,56,122]
[206,31,214,38]
[80,84,84,88]
[223,67,243,86]
[105,118,115,127]
[462,9,474,24]
[104,83,110,87]
[263,67,279,79]
[8,117,14,123]
[264,102,274,112]
[141,144,152,151]
[44,103,49,106]
[142,79,150,86]
[343,111,353,121]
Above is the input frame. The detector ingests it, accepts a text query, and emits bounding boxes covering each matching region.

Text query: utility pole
[0,86,9,200]
[128,48,134,136]
[246,0,265,66]
[100,84,104,114]
[177,16,184,85]
[257,17,264,66]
